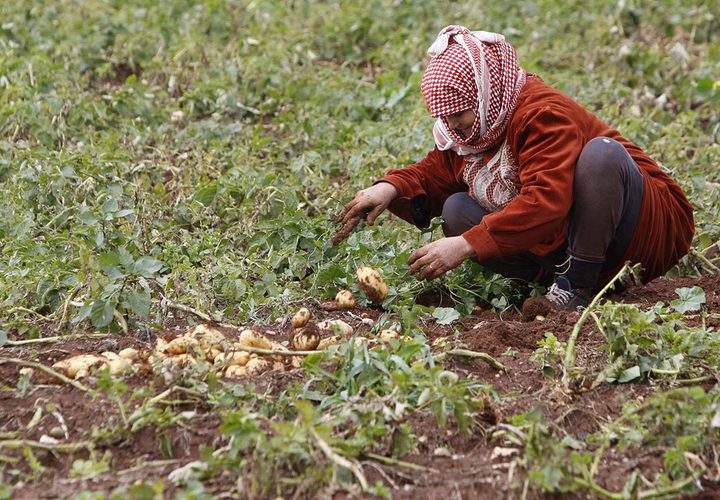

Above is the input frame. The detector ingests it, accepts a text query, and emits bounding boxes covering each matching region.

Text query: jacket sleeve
[375,147,466,228]
[462,106,584,260]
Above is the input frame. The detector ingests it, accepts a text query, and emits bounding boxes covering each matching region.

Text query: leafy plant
[530,332,568,377]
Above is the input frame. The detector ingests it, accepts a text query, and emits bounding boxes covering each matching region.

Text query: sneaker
[521,276,593,321]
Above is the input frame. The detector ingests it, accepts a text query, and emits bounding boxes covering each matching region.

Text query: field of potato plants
[1,0,719,498]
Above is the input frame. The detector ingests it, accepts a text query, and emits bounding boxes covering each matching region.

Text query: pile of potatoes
[49,267,399,381]
[149,324,296,378]
[51,348,139,379]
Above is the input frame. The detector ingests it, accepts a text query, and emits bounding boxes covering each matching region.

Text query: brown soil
[2,273,719,498]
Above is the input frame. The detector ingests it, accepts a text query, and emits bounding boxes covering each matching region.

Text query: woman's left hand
[408,236,476,281]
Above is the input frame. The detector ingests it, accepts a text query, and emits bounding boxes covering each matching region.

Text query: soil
[1,273,719,499]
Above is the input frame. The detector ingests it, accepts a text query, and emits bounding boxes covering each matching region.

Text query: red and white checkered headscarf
[421,25,526,153]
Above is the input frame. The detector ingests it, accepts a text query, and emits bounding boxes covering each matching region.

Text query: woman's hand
[332,183,398,245]
[342,182,398,225]
[408,236,475,280]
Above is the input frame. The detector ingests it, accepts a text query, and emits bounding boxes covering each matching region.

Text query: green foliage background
[0,0,718,334]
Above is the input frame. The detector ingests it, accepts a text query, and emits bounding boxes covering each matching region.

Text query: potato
[335,290,357,309]
[165,336,199,355]
[356,267,388,303]
[291,308,312,328]
[53,354,107,379]
[268,340,289,352]
[354,336,369,348]
[237,329,272,350]
[207,348,223,362]
[318,319,353,337]
[317,336,340,350]
[379,329,400,342]
[119,348,139,361]
[169,354,197,367]
[108,358,132,376]
[101,351,120,361]
[272,361,285,372]
[155,338,169,352]
[225,365,247,378]
[188,324,226,348]
[215,351,250,367]
[245,357,271,375]
[292,323,320,351]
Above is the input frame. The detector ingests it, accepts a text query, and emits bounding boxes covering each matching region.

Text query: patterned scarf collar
[421,25,527,155]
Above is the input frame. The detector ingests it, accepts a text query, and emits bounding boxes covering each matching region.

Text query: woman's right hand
[342,182,398,225]
[331,182,398,245]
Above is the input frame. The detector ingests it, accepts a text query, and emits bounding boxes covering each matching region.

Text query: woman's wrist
[374,181,398,201]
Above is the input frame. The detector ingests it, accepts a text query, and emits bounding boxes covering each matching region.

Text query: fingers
[408,243,448,281]
[407,246,427,268]
[342,194,372,223]
[366,204,385,225]
[408,247,435,276]
[331,216,362,245]
[416,261,444,281]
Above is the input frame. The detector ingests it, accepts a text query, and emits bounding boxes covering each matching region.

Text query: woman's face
[444,108,476,139]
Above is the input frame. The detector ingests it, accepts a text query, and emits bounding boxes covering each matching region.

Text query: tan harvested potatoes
[188,324,226,348]
[225,365,247,378]
[155,337,169,352]
[108,358,132,376]
[52,354,107,379]
[215,351,250,367]
[118,348,139,361]
[353,336,369,348]
[268,340,289,352]
[169,354,197,367]
[356,267,388,303]
[291,308,312,328]
[165,336,199,355]
[291,323,320,351]
[318,319,354,337]
[245,357,271,375]
[317,336,340,350]
[206,348,222,362]
[379,329,400,342]
[335,290,357,309]
[237,329,272,350]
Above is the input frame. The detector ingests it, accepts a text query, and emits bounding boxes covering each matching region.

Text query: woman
[339,25,694,314]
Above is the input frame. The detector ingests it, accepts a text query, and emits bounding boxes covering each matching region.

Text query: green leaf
[432,307,460,325]
[618,365,641,383]
[99,251,124,280]
[126,289,151,318]
[133,256,164,277]
[78,206,98,226]
[192,185,218,206]
[670,286,706,313]
[72,302,93,324]
[90,300,115,328]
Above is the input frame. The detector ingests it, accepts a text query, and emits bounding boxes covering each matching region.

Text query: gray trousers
[442,137,644,288]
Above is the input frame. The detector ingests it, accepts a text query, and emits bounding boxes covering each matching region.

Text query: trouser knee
[575,137,629,183]
[442,192,489,237]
